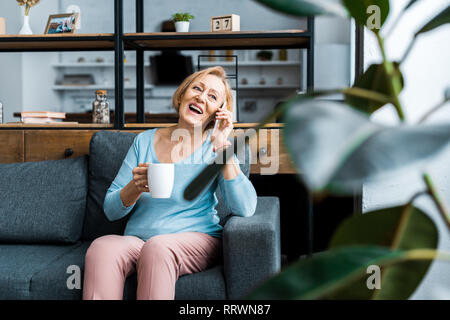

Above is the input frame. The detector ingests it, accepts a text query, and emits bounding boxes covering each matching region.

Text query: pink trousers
[82,232,222,300]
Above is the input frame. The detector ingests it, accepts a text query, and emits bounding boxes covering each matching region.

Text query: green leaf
[254,0,348,18]
[282,99,450,193]
[345,63,404,114]
[183,89,325,201]
[183,157,227,201]
[415,5,450,36]
[246,246,439,299]
[405,0,419,11]
[341,0,389,29]
[329,205,438,299]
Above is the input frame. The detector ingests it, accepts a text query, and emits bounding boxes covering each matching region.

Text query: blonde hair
[172,66,233,129]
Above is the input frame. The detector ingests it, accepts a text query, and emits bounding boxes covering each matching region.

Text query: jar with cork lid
[92,90,110,124]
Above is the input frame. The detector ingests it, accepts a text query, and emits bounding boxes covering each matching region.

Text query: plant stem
[418,98,450,124]
[25,4,30,16]
[423,173,450,231]
[400,36,417,65]
[391,203,414,250]
[375,32,406,122]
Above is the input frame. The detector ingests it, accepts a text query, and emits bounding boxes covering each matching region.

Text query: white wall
[314,0,352,94]
[362,0,450,299]
[0,1,22,123]
[0,0,59,122]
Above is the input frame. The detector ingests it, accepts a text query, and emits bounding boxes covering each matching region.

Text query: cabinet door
[0,131,24,163]
[24,130,97,162]
[233,129,297,175]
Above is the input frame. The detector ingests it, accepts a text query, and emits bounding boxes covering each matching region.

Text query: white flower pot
[19,15,32,35]
[175,21,190,32]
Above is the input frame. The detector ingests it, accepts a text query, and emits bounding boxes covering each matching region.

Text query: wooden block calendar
[210,14,240,32]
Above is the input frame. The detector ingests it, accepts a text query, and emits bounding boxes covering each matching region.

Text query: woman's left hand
[211,108,233,152]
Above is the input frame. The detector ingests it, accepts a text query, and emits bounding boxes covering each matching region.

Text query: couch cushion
[81,131,137,240]
[123,265,227,300]
[0,242,85,299]
[0,156,88,243]
[1,241,226,299]
[28,241,90,299]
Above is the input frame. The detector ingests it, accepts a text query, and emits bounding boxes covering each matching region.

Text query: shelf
[239,84,299,89]
[0,30,310,52]
[200,60,300,67]
[0,34,115,52]
[1,123,114,128]
[52,62,150,67]
[124,123,284,128]
[52,84,295,91]
[124,30,310,50]
[52,61,299,68]
[52,85,154,91]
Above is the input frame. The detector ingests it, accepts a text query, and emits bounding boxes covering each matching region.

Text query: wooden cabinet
[240,129,296,175]
[24,130,98,162]
[0,131,24,163]
[0,128,296,174]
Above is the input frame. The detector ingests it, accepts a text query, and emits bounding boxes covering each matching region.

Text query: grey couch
[0,131,280,300]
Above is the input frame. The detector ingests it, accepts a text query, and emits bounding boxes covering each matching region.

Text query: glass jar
[0,100,3,124]
[92,90,110,124]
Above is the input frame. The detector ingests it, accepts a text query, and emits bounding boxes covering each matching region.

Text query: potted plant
[256,50,273,61]
[17,0,40,35]
[185,0,450,299]
[171,12,195,32]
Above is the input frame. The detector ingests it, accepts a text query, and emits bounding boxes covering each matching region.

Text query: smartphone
[212,101,226,134]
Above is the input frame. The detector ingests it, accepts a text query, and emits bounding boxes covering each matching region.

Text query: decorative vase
[175,21,190,32]
[19,15,32,35]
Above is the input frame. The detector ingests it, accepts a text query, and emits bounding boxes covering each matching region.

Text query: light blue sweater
[103,128,257,241]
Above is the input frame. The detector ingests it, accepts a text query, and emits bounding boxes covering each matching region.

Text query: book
[22,117,64,124]
[14,120,79,125]
[21,111,66,119]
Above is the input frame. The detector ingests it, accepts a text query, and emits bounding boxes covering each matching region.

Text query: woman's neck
[169,121,209,144]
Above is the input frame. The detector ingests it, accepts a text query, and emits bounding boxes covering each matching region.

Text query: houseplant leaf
[246,246,440,299]
[345,63,404,114]
[415,5,450,36]
[405,0,419,11]
[341,0,390,29]
[254,0,348,18]
[282,99,450,193]
[328,204,438,299]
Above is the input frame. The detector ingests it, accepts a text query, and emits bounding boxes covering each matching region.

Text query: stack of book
[20,111,67,124]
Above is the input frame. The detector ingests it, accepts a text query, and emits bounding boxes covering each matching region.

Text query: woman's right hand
[131,163,150,193]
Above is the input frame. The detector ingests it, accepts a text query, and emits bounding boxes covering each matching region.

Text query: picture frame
[44,13,79,34]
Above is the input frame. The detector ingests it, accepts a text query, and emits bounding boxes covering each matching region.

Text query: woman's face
[178,74,226,128]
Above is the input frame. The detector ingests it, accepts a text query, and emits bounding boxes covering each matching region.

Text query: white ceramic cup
[147,163,174,198]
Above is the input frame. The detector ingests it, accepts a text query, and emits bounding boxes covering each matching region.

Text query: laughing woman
[82,66,257,300]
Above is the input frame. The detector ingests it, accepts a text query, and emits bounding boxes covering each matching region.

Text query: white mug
[147,163,174,198]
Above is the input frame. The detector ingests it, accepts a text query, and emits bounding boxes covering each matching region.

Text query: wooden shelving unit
[0,34,115,52]
[124,30,310,50]
[0,0,314,130]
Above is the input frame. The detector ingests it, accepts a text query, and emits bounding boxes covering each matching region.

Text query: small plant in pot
[256,50,273,61]
[171,12,195,32]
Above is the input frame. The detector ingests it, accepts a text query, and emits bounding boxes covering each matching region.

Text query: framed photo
[44,13,79,34]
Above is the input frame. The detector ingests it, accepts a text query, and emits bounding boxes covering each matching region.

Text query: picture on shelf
[44,13,79,34]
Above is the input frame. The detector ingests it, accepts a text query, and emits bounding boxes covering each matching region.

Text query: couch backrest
[81,130,251,240]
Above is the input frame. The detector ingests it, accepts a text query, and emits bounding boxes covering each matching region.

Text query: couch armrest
[222,196,281,299]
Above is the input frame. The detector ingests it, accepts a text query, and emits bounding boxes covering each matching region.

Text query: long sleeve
[217,154,257,218]
[103,135,140,221]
